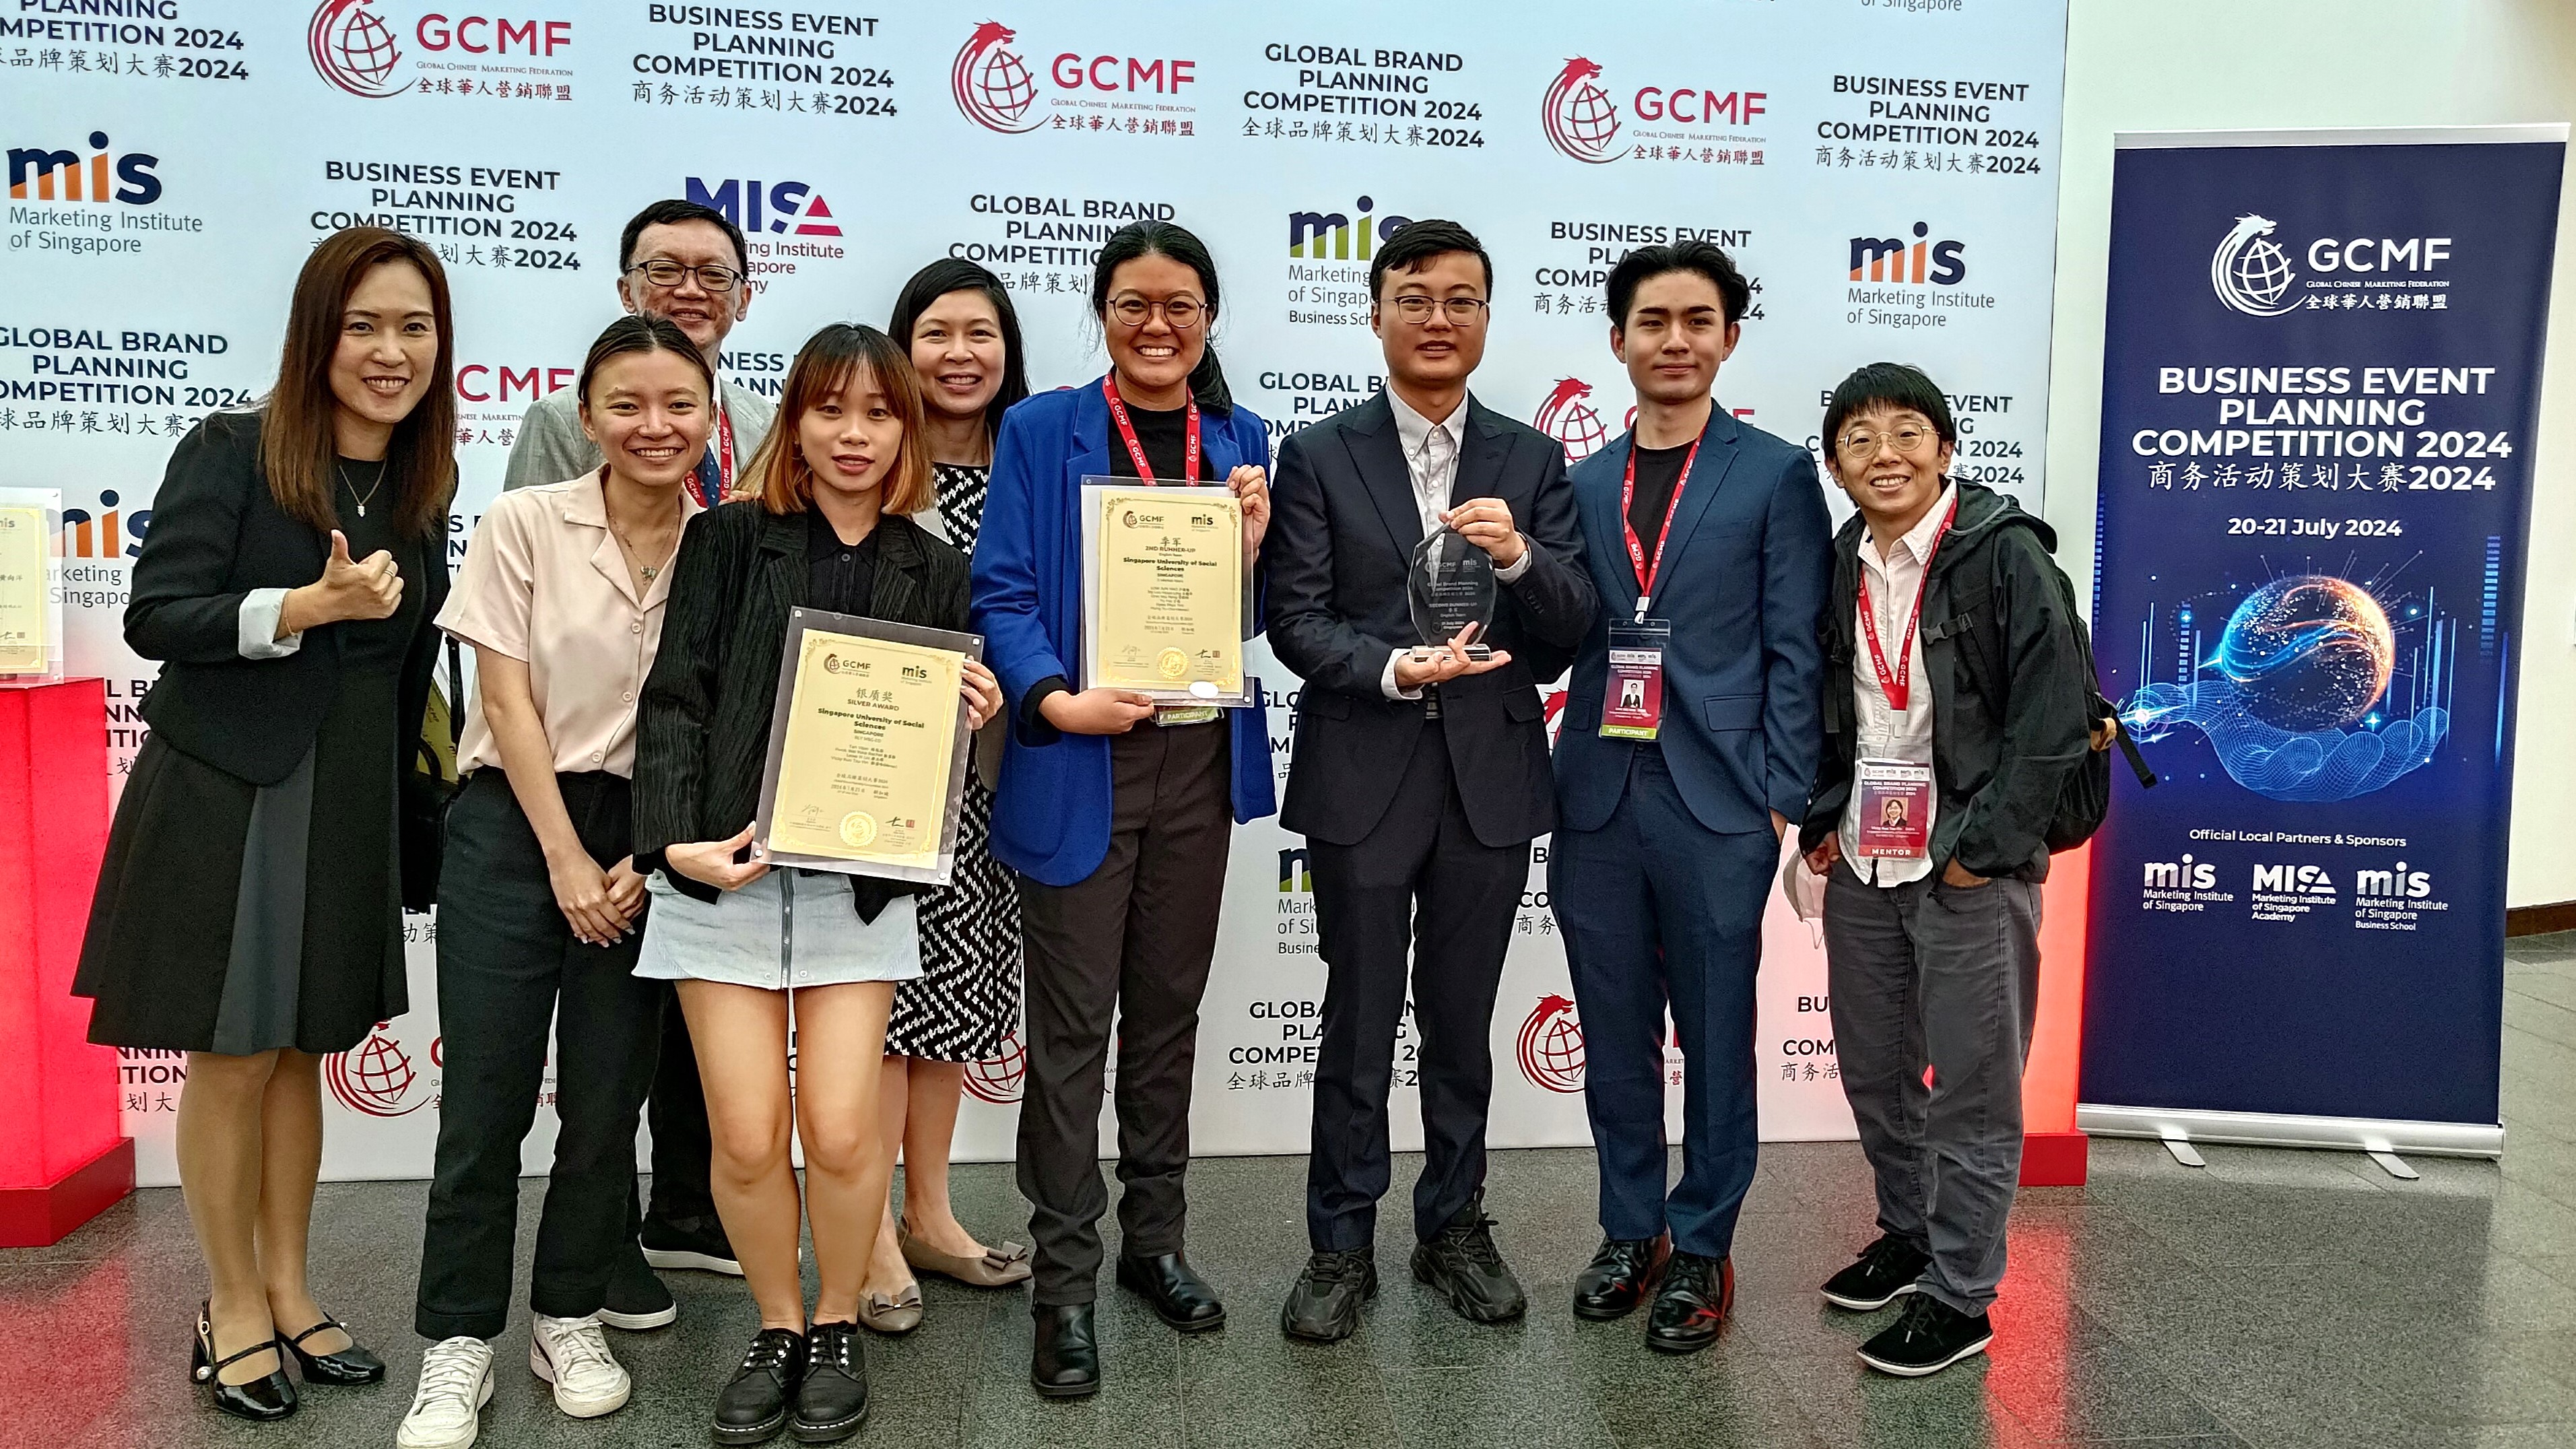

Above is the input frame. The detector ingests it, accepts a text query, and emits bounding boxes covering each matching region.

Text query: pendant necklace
[338,461,385,519]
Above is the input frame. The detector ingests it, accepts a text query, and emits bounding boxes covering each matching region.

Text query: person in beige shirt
[400,316,710,1449]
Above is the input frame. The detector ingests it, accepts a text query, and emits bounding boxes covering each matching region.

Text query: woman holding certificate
[969,220,1277,1399]
[633,323,1003,1446]
[71,226,455,1421]
[397,316,708,1449]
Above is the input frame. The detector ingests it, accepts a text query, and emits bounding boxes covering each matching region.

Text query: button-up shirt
[439,471,702,777]
[1380,387,1529,699]
[1841,482,1954,885]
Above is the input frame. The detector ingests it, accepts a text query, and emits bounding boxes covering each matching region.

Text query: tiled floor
[9,933,2576,1448]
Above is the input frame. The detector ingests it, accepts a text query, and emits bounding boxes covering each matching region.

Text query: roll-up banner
[2081,127,2567,1157]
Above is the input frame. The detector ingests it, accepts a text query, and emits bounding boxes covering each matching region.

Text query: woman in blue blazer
[968,220,1274,1398]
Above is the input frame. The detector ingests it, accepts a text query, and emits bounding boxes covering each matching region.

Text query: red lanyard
[1620,435,1700,621]
[1855,494,1959,714]
[684,403,735,508]
[1102,374,1200,484]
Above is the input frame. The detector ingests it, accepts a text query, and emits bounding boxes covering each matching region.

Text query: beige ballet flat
[898,1218,1034,1287]
[857,1281,923,1335]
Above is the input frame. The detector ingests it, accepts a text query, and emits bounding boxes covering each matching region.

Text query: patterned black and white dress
[888,461,1025,1060]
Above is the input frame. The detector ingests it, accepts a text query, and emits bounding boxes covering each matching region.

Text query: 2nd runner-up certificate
[1080,481,1245,704]
[754,609,981,884]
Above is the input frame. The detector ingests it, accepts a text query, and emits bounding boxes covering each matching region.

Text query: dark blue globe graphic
[1560,81,1618,154]
[2232,238,2293,310]
[2214,575,2394,732]
[335,11,401,87]
[975,48,1036,122]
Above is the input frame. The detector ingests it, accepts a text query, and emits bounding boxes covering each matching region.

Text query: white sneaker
[529,1314,632,1418]
[397,1337,494,1449]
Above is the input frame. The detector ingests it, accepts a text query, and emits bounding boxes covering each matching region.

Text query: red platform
[2020,842,2094,1186]
[0,678,130,1247]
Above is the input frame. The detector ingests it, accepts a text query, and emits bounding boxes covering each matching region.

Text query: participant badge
[1853,757,1934,859]
[1600,620,1672,740]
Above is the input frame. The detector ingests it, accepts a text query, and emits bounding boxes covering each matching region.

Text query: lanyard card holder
[1600,619,1672,740]
[1852,756,1935,860]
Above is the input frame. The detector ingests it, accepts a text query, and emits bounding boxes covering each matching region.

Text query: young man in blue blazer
[1548,242,1833,1352]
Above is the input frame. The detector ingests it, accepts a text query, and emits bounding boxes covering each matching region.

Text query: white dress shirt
[1379,388,1531,700]
[1841,482,1955,885]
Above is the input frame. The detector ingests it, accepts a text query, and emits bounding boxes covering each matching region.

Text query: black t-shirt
[805,511,882,617]
[1624,442,1694,560]
[1108,399,1194,482]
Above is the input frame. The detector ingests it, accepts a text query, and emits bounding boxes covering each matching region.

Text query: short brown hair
[261,226,457,539]
[744,323,933,518]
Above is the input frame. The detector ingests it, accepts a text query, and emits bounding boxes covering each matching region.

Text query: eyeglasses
[1387,296,1490,325]
[1106,295,1205,329]
[1835,424,1940,459]
[628,259,743,294]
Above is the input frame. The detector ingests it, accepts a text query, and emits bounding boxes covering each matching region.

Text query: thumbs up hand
[282,529,405,637]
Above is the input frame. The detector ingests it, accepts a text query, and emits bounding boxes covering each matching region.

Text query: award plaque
[752,608,981,885]
[1407,526,1496,660]
[1078,480,1249,705]
[0,487,65,681]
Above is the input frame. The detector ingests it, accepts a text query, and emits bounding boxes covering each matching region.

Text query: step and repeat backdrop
[4,0,2068,1184]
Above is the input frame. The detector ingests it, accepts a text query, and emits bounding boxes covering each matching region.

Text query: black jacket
[634,502,970,920]
[1265,391,1595,848]
[1798,481,2090,883]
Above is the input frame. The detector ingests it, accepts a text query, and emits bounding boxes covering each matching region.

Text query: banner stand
[2074,1104,2501,1161]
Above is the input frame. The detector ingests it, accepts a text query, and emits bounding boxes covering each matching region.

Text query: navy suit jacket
[1552,408,1834,836]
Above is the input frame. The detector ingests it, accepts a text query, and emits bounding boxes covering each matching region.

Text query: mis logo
[1849,222,1967,286]
[684,178,842,237]
[1287,195,1412,261]
[7,132,161,205]
[953,20,1043,133]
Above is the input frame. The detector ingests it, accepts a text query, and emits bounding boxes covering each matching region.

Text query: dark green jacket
[1797,481,2090,882]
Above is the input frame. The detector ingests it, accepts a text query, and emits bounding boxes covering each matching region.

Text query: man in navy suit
[1548,241,1832,1353]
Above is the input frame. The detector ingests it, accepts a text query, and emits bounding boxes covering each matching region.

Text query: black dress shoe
[1030,1303,1099,1399]
[1115,1251,1226,1332]
[790,1321,868,1444]
[713,1327,805,1446]
[1280,1248,1377,1343]
[1857,1294,1992,1377]
[191,1302,297,1423]
[1644,1251,1734,1354]
[277,1314,386,1384]
[1410,1195,1527,1324]
[1820,1233,1931,1311]
[1571,1233,1671,1321]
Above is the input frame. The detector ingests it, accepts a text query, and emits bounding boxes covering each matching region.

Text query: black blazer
[1265,391,1595,848]
[634,502,971,920]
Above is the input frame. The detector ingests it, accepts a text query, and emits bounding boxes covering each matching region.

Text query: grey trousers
[1822,865,2042,1314]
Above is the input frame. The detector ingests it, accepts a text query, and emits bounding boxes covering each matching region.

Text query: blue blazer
[969,379,1280,886]
[1553,408,1834,836]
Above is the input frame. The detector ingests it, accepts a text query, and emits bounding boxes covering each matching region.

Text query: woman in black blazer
[71,227,456,1422]
[632,323,1001,1446]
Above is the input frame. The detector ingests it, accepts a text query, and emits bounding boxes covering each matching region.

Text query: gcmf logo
[2210,213,2452,318]
[325,1021,433,1116]
[1517,994,1585,1093]
[1541,57,1765,165]
[310,0,570,99]
[1532,377,1639,463]
[952,18,1196,135]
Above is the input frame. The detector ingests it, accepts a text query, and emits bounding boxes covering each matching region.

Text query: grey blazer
[502,378,777,492]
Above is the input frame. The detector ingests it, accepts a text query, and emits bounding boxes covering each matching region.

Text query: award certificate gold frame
[751,607,981,885]
[0,487,65,682]
[1078,479,1247,706]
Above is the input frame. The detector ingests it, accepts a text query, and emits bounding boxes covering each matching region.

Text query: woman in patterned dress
[857,260,1037,1330]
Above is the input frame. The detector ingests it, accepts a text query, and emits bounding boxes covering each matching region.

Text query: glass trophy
[1407,527,1496,661]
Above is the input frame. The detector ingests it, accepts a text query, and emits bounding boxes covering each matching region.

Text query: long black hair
[576,313,712,405]
[887,257,1030,448]
[1089,220,1233,411]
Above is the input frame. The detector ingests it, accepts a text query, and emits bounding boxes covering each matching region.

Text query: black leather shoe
[713,1327,805,1445]
[1571,1233,1671,1321]
[277,1314,385,1385]
[790,1321,868,1444]
[1820,1233,1931,1312]
[1644,1251,1734,1354]
[1115,1251,1226,1332]
[191,1302,296,1422]
[1280,1248,1377,1343]
[1410,1196,1527,1324]
[1030,1304,1099,1399]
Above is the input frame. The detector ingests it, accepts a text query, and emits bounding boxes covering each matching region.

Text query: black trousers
[640,984,717,1228]
[415,770,661,1340]
[1015,722,1232,1307]
[1305,727,1529,1251]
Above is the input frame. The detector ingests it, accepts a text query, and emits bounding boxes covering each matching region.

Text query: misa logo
[7,131,161,205]
[1540,57,1765,165]
[2142,853,2215,889]
[952,18,1195,135]
[2211,213,2451,318]
[685,178,843,238]
[325,1021,430,1116]
[1849,222,1967,285]
[2354,861,2433,900]
[60,490,148,560]
[2251,863,2337,897]
[310,0,569,98]
[963,1027,1027,1104]
[1278,846,1310,892]
[1288,195,1414,260]
[1517,994,1585,1093]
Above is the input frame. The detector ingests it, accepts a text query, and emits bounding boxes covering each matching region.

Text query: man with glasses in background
[505,198,775,502]
[492,199,777,1337]
[1265,219,1595,1344]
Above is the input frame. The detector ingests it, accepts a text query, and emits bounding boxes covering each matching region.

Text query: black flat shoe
[1644,1252,1734,1354]
[1115,1252,1226,1332]
[714,1327,805,1446]
[790,1321,869,1444]
[1571,1233,1671,1321]
[1030,1304,1099,1399]
[279,1315,386,1385]
[192,1302,296,1422]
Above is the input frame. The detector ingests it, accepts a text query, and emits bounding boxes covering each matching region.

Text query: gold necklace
[607,499,678,582]
[337,461,385,519]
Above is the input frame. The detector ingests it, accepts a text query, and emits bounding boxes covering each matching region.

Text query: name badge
[1600,620,1672,740]
[1853,757,1934,858]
